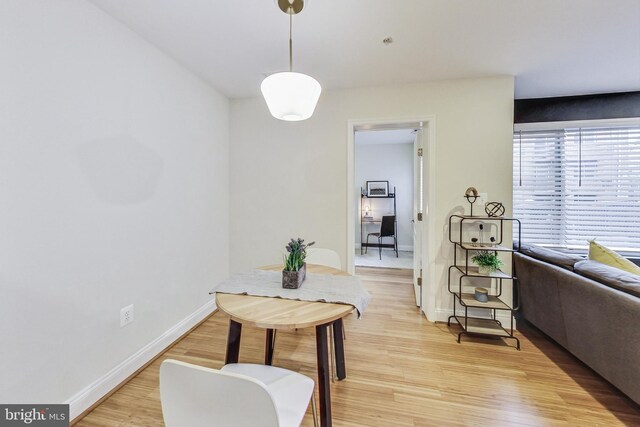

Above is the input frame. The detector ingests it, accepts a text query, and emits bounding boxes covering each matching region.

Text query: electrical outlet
[120,304,134,327]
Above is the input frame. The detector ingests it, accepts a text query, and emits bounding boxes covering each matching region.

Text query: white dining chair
[160,359,317,427]
[306,248,342,270]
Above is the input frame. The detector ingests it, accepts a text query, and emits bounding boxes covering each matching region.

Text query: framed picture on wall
[366,180,389,197]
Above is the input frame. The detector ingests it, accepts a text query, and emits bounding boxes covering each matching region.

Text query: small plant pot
[282,263,306,289]
[474,287,489,303]
[477,265,493,275]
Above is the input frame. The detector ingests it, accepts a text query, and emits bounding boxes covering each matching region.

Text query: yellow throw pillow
[588,240,640,275]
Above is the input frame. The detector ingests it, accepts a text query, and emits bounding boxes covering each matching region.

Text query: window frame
[513,117,640,257]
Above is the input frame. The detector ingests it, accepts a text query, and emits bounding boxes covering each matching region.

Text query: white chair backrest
[160,359,280,427]
[306,248,342,270]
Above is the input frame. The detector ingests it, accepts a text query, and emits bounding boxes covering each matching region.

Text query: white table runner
[210,269,371,318]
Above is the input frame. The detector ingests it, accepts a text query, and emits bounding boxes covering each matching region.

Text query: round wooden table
[215,264,355,427]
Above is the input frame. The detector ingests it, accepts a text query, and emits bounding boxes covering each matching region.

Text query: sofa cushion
[574,260,640,298]
[519,244,584,271]
[588,240,640,275]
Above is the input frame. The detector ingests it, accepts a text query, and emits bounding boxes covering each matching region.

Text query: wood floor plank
[75,267,640,426]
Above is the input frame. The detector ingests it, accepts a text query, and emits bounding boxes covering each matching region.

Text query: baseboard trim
[433,307,453,323]
[67,300,217,424]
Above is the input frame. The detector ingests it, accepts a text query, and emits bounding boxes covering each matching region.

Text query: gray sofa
[514,244,640,405]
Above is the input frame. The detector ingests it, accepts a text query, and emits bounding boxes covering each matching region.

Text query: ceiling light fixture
[261,0,321,121]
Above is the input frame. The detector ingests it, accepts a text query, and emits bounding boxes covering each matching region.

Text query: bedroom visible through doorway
[354,128,417,270]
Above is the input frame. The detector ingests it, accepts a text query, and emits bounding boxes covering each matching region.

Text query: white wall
[0,0,229,414]
[230,76,514,321]
[354,142,414,251]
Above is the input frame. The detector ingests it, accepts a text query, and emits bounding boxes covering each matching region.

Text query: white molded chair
[306,248,341,270]
[160,359,317,427]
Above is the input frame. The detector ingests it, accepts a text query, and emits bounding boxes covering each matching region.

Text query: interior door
[413,128,424,307]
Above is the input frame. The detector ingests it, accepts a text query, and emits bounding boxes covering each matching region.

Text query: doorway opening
[347,118,433,315]
[354,128,416,269]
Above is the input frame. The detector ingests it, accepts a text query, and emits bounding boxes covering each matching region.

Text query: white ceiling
[355,129,415,146]
[89,0,640,99]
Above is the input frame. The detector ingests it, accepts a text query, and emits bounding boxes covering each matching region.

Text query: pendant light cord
[289,7,293,72]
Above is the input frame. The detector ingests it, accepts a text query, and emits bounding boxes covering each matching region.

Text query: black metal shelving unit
[359,186,397,255]
[446,214,522,350]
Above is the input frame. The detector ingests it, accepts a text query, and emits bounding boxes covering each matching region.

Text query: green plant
[283,238,315,271]
[471,251,503,272]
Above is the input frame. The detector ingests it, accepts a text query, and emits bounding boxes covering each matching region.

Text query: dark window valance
[514,92,640,124]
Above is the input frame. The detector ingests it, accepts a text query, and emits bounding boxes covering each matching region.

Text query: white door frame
[346,116,437,320]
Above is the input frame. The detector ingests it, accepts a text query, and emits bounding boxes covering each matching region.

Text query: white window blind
[513,123,640,253]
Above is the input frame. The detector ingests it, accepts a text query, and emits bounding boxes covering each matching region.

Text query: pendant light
[261,0,321,121]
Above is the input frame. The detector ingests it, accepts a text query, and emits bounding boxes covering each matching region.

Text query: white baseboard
[433,307,454,323]
[354,243,413,251]
[66,299,217,421]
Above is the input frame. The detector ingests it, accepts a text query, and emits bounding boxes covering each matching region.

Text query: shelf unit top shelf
[361,185,396,199]
[450,215,519,221]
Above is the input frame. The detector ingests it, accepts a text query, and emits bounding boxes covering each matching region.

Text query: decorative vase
[474,287,489,302]
[477,265,492,275]
[282,263,306,289]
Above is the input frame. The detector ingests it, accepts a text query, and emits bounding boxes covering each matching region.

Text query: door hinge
[417,212,423,221]
[417,277,422,287]
[417,148,423,157]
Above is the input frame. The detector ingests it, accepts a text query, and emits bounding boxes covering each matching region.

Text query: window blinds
[513,124,640,253]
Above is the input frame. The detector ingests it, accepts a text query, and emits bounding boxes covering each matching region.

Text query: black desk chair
[365,215,398,260]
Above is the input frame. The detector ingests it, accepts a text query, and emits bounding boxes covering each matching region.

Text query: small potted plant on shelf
[282,238,315,289]
[471,250,503,275]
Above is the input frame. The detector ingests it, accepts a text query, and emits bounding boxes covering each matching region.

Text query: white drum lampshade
[261,72,322,121]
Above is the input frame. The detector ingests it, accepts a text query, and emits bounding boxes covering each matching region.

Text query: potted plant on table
[471,250,503,275]
[282,238,315,289]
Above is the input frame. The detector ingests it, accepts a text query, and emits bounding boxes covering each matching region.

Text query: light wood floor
[76,267,640,426]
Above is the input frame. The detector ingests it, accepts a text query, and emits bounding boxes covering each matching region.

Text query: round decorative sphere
[485,202,505,217]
